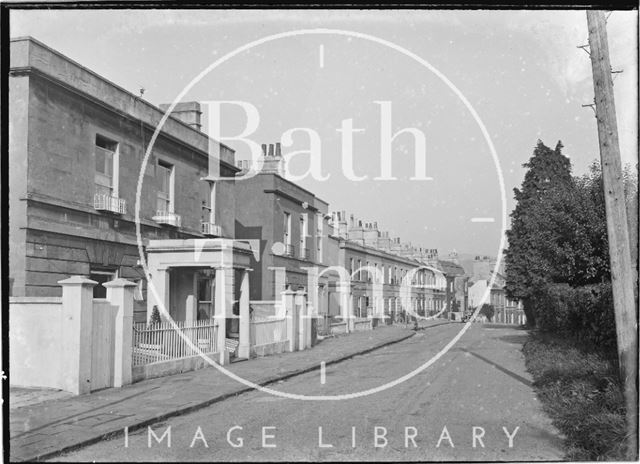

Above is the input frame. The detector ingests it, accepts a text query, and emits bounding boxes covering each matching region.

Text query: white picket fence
[250,316,287,347]
[132,320,218,367]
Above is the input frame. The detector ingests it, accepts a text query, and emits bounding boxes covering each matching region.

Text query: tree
[480,304,495,322]
[506,148,636,332]
[148,305,162,326]
[505,140,573,327]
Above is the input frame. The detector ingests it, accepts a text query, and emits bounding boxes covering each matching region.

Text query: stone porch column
[104,278,137,388]
[214,266,233,365]
[59,276,96,395]
[237,268,251,359]
[185,272,198,322]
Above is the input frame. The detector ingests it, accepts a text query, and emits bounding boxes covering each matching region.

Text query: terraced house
[9,36,252,328]
[233,143,331,317]
[324,213,447,330]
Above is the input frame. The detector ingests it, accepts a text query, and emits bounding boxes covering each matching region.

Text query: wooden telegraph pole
[586,10,638,460]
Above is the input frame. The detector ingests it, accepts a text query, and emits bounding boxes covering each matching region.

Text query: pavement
[49,323,563,462]
[9,319,450,462]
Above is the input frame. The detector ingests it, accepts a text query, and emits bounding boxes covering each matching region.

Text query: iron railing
[94,193,126,214]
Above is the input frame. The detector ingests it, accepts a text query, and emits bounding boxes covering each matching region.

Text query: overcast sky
[11,9,638,257]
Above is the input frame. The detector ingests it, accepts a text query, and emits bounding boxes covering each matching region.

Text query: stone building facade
[324,213,447,324]
[9,37,244,324]
[233,143,330,310]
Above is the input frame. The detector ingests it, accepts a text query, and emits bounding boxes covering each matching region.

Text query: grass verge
[522,331,627,461]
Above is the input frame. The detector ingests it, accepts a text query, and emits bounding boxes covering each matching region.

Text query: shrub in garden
[149,305,162,326]
[480,303,495,322]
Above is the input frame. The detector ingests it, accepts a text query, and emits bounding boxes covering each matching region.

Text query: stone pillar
[185,272,198,322]
[147,268,170,323]
[104,278,137,388]
[305,301,313,348]
[214,266,232,365]
[303,266,319,318]
[237,269,251,359]
[282,288,297,352]
[59,276,96,395]
[338,282,352,333]
[295,289,307,351]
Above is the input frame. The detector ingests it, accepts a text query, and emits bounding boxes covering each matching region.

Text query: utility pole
[586,10,638,460]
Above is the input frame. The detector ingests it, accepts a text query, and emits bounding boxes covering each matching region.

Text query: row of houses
[10,36,470,328]
[9,37,529,394]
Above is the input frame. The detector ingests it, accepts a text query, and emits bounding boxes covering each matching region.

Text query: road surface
[52,324,564,461]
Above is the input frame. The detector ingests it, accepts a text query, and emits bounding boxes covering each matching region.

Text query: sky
[10,9,638,257]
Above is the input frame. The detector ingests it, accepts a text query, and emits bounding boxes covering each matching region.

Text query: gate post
[295,289,307,351]
[59,276,97,395]
[305,301,314,348]
[282,288,297,352]
[104,278,137,388]
[237,269,251,359]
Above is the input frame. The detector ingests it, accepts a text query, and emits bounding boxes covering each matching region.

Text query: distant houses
[9,36,455,328]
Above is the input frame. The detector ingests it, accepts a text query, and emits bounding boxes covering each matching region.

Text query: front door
[197,274,215,321]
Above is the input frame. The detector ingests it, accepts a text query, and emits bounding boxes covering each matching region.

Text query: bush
[149,305,162,326]
[480,304,495,322]
[533,282,616,352]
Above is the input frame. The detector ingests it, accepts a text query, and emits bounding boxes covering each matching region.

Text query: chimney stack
[259,142,284,174]
[159,101,202,131]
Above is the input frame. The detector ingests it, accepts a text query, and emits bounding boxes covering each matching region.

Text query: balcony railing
[201,222,222,237]
[152,210,182,227]
[236,159,252,170]
[299,247,310,260]
[284,244,295,257]
[94,193,126,214]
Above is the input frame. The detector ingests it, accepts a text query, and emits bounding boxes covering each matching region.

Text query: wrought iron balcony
[201,221,222,237]
[94,193,126,214]
[152,210,182,227]
[284,244,295,257]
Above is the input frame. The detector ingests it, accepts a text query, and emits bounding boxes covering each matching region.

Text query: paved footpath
[10,320,450,462]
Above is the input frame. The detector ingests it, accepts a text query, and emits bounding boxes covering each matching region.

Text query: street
[52,324,564,461]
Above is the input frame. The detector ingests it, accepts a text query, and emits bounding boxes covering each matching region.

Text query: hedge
[533,282,616,351]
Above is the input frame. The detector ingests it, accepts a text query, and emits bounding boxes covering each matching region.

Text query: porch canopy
[145,238,253,362]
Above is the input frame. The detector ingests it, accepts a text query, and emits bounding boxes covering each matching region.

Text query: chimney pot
[268,144,275,157]
[261,144,267,157]
[275,142,282,158]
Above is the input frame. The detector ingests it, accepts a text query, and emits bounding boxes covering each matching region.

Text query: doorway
[197,272,216,321]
